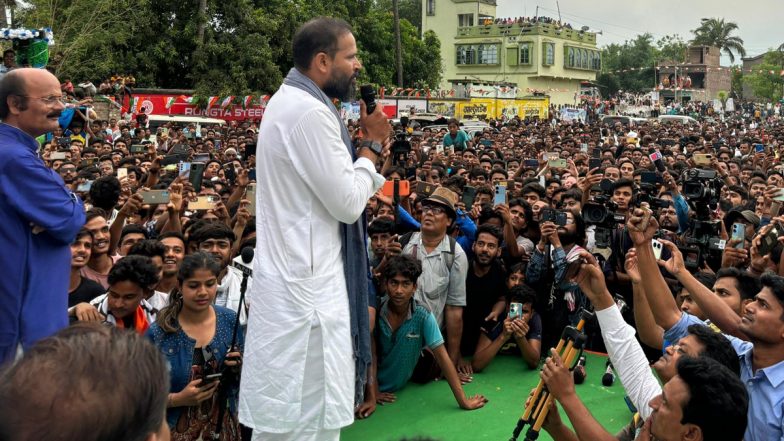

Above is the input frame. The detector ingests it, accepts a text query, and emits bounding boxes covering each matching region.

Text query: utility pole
[393,0,403,86]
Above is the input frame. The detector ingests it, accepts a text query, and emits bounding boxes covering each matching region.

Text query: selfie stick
[509,309,593,441]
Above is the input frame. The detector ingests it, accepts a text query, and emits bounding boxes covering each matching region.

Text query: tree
[691,18,746,63]
[598,33,658,94]
[392,0,403,85]
[744,51,784,102]
[656,35,687,63]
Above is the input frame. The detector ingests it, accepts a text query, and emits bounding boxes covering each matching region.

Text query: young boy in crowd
[471,284,542,371]
[356,255,487,418]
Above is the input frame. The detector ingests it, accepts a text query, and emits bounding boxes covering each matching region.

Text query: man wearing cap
[400,186,469,374]
[724,209,760,244]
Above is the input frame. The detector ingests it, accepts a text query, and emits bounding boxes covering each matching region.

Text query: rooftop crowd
[2,68,784,440]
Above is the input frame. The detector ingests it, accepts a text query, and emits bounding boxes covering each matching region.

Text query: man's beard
[323,69,356,102]
[659,217,677,232]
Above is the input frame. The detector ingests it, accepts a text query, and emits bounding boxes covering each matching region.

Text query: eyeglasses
[421,204,447,215]
[16,94,66,107]
[59,167,76,173]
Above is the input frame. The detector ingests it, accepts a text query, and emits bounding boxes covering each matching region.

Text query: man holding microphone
[239,17,391,441]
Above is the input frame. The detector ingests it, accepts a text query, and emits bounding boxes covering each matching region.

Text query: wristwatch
[358,140,383,155]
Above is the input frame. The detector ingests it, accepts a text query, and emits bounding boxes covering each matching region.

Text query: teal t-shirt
[443,130,469,151]
[376,298,444,392]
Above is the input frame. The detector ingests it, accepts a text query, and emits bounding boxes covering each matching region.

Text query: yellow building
[421,0,600,105]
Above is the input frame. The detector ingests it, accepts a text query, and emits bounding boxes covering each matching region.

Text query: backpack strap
[403,232,457,272]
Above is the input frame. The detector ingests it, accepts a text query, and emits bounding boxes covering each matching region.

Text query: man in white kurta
[239,18,390,441]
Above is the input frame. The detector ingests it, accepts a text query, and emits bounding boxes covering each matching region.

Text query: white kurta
[239,84,384,435]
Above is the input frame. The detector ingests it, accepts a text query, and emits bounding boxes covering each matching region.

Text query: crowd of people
[481,16,575,30]
[2,34,784,440]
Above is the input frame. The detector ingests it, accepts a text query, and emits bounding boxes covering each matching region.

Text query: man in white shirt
[239,17,390,441]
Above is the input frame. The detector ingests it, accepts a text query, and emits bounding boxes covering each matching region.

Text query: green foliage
[690,17,746,63]
[744,51,784,102]
[16,0,440,94]
[731,68,744,99]
[597,34,658,95]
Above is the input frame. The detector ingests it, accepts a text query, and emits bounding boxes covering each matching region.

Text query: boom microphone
[360,84,377,115]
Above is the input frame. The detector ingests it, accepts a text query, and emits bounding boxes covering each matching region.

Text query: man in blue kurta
[0,68,85,364]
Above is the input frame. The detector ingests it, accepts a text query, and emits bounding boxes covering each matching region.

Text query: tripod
[509,309,593,441]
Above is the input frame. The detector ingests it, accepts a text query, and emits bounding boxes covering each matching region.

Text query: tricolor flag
[243,95,253,108]
[165,96,177,109]
[206,96,219,109]
[220,96,234,108]
[179,95,193,104]
[130,96,139,113]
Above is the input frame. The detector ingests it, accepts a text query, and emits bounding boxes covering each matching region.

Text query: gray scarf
[283,67,371,404]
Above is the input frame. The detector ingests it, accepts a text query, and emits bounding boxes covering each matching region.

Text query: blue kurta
[0,123,85,363]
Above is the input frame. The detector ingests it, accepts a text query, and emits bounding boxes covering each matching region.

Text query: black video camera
[391,131,411,166]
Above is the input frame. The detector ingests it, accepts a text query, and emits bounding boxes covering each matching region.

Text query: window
[478,44,498,64]
[564,45,601,70]
[458,13,474,27]
[519,43,532,65]
[543,42,554,65]
[456,44,499,65]
[426,0,435,16]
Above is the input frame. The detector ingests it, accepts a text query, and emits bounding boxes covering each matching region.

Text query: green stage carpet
[342,352,636,441]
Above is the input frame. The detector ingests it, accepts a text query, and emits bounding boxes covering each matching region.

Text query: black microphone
[573,355,587,384]
[602,360,616,386]
[232,247,254,277]
[360,84,376,115]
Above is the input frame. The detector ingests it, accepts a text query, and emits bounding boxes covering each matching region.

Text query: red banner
[130,94,266,121]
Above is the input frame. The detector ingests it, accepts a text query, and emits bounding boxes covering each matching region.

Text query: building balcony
[456,22,596,44]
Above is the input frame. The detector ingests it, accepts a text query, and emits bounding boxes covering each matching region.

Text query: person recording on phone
[239,17,391,441]
[0,68,86,364]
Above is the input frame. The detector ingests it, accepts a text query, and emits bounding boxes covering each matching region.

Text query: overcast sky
[496,0,783,64]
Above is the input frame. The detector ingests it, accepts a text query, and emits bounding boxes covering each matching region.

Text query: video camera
[680,168,724,270]
[633,172,672,210]
[583,179,625,248]
[391,131,411,167]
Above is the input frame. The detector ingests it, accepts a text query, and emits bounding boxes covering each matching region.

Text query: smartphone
[462,186,477,209]
[523,159,539,168]
[731,222,745,249]
[758,223,783,255]
[130,144,146,154]
[415,181,435,198]
[141,190,170,205]
[382,179,411,198]
[493,185,507,206]
[223,162,236,183]
[541,208,567,226]
[589,158,602,170]
[652,239,663,260]
[177,162,191,178]
[247,169,257,181]
[591,148,601,158]
[76,180,93,192]
[50,152,67,160]
[509,302,523,319]
[640,171,662,185]
[117,167,128,181]
[693,154,712,166]
[580,143,589,152]
[57,137,71,148]
[79,158,95,167]
[774,189,784,203]
[754,143,765,153]
[188,195,220,210]
[193,153,210,162]
[202,373,223,384]
[245,183,257,215]
[189,162,206,193]
[435,144,444,155]
[548,158,567,169]
[161,154,188,166]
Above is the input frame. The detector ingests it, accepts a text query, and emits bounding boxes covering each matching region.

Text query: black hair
[157,252,222,333]
[382,254,422,283]
[508,284,536,305]
[477,203,503,225]
[508,262,526,276]
[292,17,353,70]
[89,176,121,212]
[73,227,93,243]
[692,271,717,291]
[368,218,396,236]
[119,224,148,245]
[85,207,108,224]
[508,198,533,223]
[468,167,489,180]
[676,357,748,441]
[107,255,159,289]
[127,239,166,261]
[521,182,546,199]
[761,272,784,319]
[189,222,236,246]
[716,267,760,301]
[475,223,503,245]
[686,324,740,376]
[612,178,635,194]
[0,70,27,118]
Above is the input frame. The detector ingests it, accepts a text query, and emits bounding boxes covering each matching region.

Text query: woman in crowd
[147,252,244,440]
